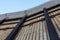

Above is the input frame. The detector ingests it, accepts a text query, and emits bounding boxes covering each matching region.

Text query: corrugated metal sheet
[14,6,60,40]
[15,21,50,40]
[0,29,12,40]
[0,4,60,40]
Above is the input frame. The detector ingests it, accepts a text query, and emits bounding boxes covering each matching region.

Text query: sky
[0,0,49,14]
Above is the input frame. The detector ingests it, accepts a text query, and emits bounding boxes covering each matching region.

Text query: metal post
[43,8,60,40]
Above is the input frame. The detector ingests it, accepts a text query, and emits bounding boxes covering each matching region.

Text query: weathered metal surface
[0,4,60,40]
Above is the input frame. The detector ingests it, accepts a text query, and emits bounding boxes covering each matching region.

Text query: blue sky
[0,0,49,14]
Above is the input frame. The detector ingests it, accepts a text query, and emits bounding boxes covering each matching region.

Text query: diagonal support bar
[5,15,27,40]
[0,18,6,25]
[43,8,60,40]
